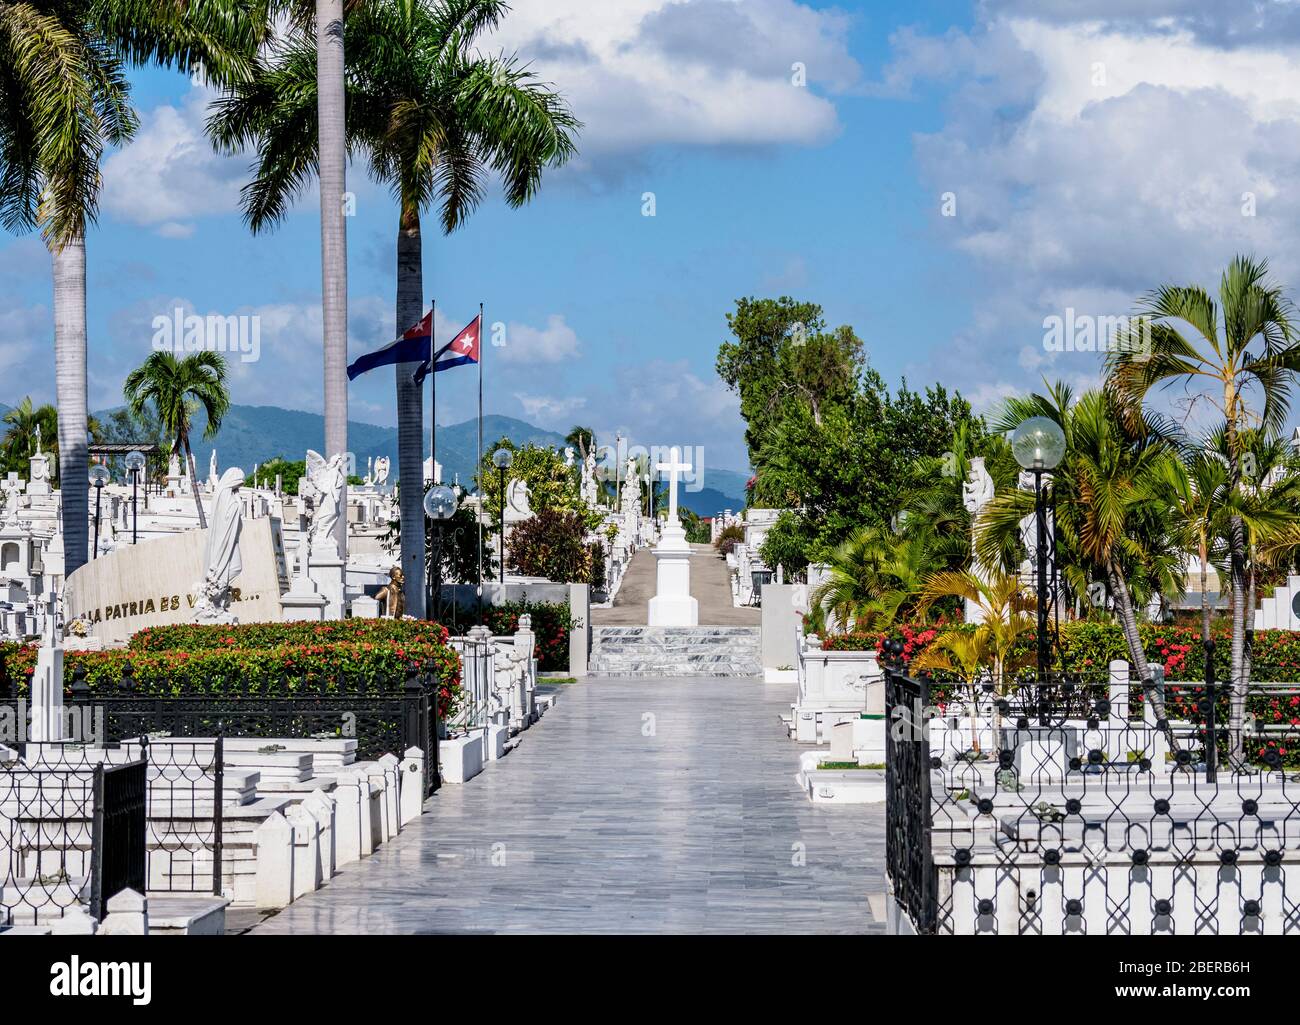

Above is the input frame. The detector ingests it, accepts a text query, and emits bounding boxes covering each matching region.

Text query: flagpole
[476,301,485,623]
[436,297,441,486]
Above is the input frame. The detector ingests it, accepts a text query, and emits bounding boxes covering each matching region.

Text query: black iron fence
[885,664,1300,935]
[89,757,146,920]
[1,736,219,926]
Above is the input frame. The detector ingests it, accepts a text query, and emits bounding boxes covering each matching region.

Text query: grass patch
[818,761,879,770]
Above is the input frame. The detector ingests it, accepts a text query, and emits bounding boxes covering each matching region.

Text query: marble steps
[589,627,762,677]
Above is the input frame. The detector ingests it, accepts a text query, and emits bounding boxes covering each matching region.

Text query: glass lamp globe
[1011,416,1066,470]
[423,484,457,520]
[89,465,111,486]
[124,450,146,473]
[492,448,513,470]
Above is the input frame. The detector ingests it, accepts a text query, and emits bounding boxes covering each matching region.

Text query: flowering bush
[478,601,574,672]
[4,622,463,719]
[128,617,449,652]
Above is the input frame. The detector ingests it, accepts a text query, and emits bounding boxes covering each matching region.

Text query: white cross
[655,446,692,520]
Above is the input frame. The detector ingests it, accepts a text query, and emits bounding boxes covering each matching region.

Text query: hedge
[128,618,449,652]
[3,626,462,720]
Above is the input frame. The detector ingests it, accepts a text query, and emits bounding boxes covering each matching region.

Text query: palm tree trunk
[1199,540,1210,642]
[317,0,349,561]
[52,234,88,581]
[183,434,208,529]
[1227,515,1248,765]
[395,203,424,617]
[1108,562,1169,729]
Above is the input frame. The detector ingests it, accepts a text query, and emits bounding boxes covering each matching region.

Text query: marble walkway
[592,543,761,626]
[244,676,886,935]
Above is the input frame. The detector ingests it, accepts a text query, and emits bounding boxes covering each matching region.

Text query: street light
[492,448,513,585]
[423,484,456,622]
[89,465,110,559]
[1012,416,1067,681]
[124,450,146,544]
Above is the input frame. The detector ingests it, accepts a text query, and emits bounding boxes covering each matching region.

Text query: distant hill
[70,402,750,516]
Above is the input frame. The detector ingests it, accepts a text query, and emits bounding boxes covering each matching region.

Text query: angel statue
[303,450,347,558]
[193,467,245,623]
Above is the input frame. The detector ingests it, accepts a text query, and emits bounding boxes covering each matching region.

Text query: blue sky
[2,0,1297,479]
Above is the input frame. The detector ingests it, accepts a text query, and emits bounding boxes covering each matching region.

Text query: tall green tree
[1106,256,1299,764]
[123,351,230,527]
[210,0,580,617]
[0,0,256,578]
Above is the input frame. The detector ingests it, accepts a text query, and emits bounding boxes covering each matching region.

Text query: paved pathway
[245,677,886,935]
[592,544,760,626]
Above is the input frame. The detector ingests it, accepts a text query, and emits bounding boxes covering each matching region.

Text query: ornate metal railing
[885,660,1300,935]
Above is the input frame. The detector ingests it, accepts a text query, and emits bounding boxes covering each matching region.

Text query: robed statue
[194,467,245,622]
[303,450,346,558]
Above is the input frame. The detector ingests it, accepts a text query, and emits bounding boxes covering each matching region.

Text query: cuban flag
[346,311,432,381]
[413,314,480,386]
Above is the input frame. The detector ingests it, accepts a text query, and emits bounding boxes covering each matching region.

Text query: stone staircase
[588,626,762,677]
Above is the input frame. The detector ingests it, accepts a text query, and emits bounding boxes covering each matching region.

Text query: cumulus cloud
[486,0,861,162]
[883,6,1300,410]
[102,88,247,235]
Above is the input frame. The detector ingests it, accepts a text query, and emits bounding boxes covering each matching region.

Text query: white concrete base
[791,705,863,744]
[797,762,886,804]
[764,668,798,683]
[484,724,508,761]
[647,524,698,626]
[440,733,484,784]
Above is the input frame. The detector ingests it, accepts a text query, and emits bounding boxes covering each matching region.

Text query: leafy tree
[565,425,594,460]
[475,439,590,526]
[507,508,593,583]
[123,350,230,528]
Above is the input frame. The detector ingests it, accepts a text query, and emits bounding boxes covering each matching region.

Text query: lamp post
[124,450,146,544]
[492,448,513,585]
[89,465,110,559]
[423,484,456,622]
[1011,416,1067,682]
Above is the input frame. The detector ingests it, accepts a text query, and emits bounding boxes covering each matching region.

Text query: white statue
[962,457,995,516]
[304,449,346,558]
[364,456,373,486]
[581,448,598,506]
[1017,469,1055,577]
[208,448,218,486]
[505,478,534,520]
[564,446,575,467]
[372,455,391,487]
[193,467,245,623]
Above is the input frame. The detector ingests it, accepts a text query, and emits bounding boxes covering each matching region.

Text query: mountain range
[2,401,749,517]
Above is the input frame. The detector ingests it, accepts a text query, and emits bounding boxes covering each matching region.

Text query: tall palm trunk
[317,0,349,560]
[395,203,424,616]
[52,235,88,582]
[1227,515,1248,765]
[1107,562,1171,732]
[1199,539,1211,642]
[181,435,208,528]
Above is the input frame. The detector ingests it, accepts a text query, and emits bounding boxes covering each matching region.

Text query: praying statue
[193,467,245,623]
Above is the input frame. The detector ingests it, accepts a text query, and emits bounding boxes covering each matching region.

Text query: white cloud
[499,314,581,364]
[513,393,588,420]
[102,88,247,235]
[486,0,860,160]
[883,7,1300,407]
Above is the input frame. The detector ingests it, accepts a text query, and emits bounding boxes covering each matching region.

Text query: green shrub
[477,600,574,672]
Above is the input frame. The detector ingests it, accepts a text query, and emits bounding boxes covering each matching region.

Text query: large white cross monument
[647,446,699,626]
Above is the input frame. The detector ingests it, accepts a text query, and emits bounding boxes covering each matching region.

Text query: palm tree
[1106,256,1299,763]
[0,2,256,578]
[1153,446,1230,642]
[1,397,59,478]
[123,351,230,528]
[810,522,947,632]
[210,0,580,617]
[565,425,594,461]
[912,568,1037,755]
[979,386,1184,714]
